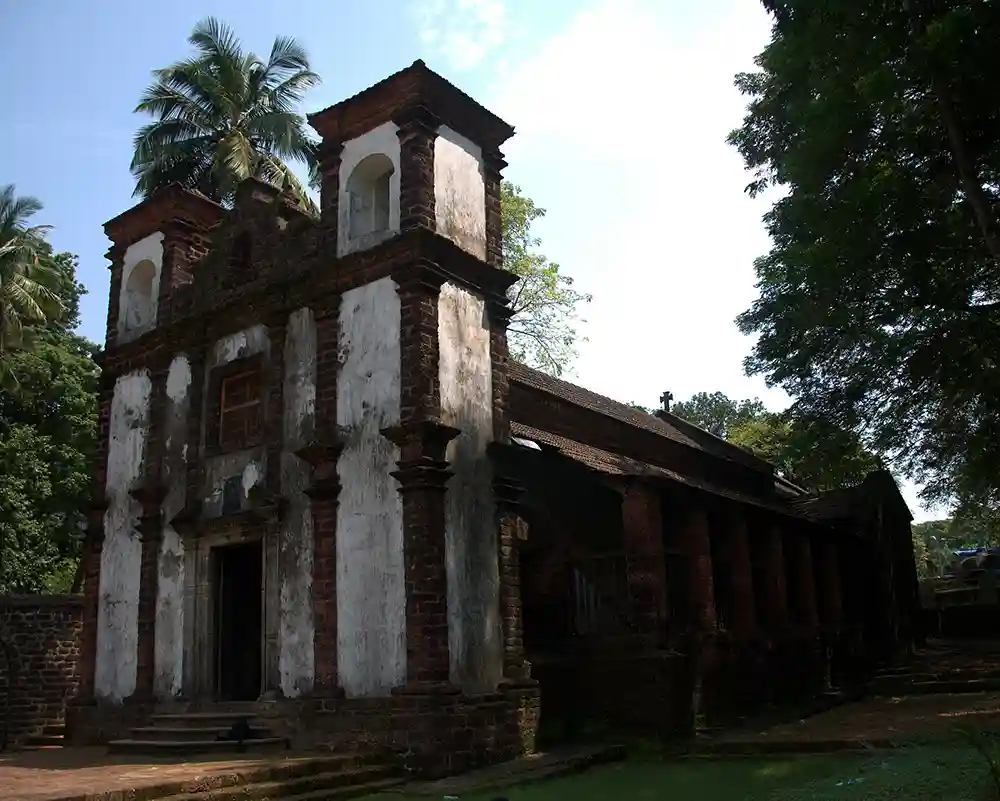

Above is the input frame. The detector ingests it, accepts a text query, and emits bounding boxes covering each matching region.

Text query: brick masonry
[0,595,83,744]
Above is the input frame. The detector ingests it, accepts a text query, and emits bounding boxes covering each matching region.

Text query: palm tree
[130,18,321,213]
[0,185,63,383]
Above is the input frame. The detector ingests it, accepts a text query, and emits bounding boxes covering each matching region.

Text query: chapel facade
[69,61,920,773]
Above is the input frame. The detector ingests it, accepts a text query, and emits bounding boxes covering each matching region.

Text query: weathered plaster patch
[338,122,401,257]
[210,324,269,366]
[434,127,486,259]
[336,277,405,697]
[155,354,190,699]
[95,370,151,702]
[117,232,165,342]
[439,283,501,692]
[278,307,317,698]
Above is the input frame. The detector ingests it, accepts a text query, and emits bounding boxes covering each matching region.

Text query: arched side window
[346,153,394,243]
[123,259,157,332]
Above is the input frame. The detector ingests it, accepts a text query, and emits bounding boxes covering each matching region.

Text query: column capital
[381,419,460,461]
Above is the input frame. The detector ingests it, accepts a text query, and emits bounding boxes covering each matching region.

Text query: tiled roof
[510,422,807,519]
[507,362,774,471]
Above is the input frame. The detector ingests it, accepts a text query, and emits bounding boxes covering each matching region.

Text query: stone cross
[659,391,673,412]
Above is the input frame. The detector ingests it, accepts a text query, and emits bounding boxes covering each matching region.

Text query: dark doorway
[213,541,263,701]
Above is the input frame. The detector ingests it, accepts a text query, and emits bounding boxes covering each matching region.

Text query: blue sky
[1,0,938,519]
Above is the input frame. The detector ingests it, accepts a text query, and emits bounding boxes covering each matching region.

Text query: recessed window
[346,153,394,242]
[122,259,157,332]
[218,369,262,451]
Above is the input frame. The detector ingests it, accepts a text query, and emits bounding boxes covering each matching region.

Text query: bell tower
[307,61,524,697]
[308,59,512,266]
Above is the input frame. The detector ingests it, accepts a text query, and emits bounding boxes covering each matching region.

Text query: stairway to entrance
[108,708,288,757]
[21,723,66,750]
[140,756,402,801]
[3,751,405,801]
[870,639,1000,696]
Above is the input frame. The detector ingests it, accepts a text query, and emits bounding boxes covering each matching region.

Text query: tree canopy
[670,392,766,439]
[502,182,591,376]
[0,185,64,386]
[729,1,1000,514]
[131,17,320,212]
[0,248,98,593]
[668,391,880,492]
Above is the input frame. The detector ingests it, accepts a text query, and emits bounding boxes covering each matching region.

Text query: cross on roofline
[660,391,673,412]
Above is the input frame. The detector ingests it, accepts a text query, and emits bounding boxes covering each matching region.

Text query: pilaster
[395,106,439,234]
[298,426,345,698]
[726,513,756,635]
[489,444,532,684]
[676,506,716,632]
[622,481,668,645]
[382,419,460,691]
[318,139,343,245]
[762,526,790,631]
[793,534,820,630]
[130,483,167,701]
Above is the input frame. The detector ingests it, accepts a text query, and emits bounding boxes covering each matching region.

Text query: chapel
[69,61,920,772]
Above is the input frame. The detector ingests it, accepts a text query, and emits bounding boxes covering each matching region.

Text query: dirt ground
[714,691,1000,746]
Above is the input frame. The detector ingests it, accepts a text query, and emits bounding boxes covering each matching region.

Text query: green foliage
[0,185,65,385]
[670,392,766,439]
[955,726,1000,801]
[501,182,591,376]
[729,1,1000,515]
[0,249,98,594]
[131,17,320,212]
[911,512,1000,576]
[669,391,880,491]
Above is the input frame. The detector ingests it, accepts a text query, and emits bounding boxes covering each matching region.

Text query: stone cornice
[98,228,516,377]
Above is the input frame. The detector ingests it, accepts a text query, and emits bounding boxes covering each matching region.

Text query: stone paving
[0,747,325,801]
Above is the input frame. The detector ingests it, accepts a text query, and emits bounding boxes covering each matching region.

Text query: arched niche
[346,153,394,243]
[337,122,401,257]
[122,259,157,333]
[116,231,164,342]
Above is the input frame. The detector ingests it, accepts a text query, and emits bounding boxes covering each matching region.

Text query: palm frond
[256,154,318,216]
[0,185,44,231]
[131,20,320,207]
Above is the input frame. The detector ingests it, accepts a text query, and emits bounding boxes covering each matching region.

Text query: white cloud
[413,0,508,72]
[487,0,776,403]
[483,0,935,518]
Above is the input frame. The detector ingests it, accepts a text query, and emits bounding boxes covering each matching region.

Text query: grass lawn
[375,742,997,801]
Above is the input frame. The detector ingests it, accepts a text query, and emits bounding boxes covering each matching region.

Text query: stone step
[130,725,275,742]
[873,678,1000,696]
[43,723,66,737]
[22,734,66,747]
[158,767,400,801]
[107,736,290,756]
[151,712,266,728]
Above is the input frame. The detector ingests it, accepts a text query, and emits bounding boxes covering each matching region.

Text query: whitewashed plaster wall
[154,354,190,700]
[95,370,151,702]
[438,283,501,692]
[117,232,165,342]
[278,307,317,697]
[338,122,401,257]
[434,127,486,260]
[336,277,406,697]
